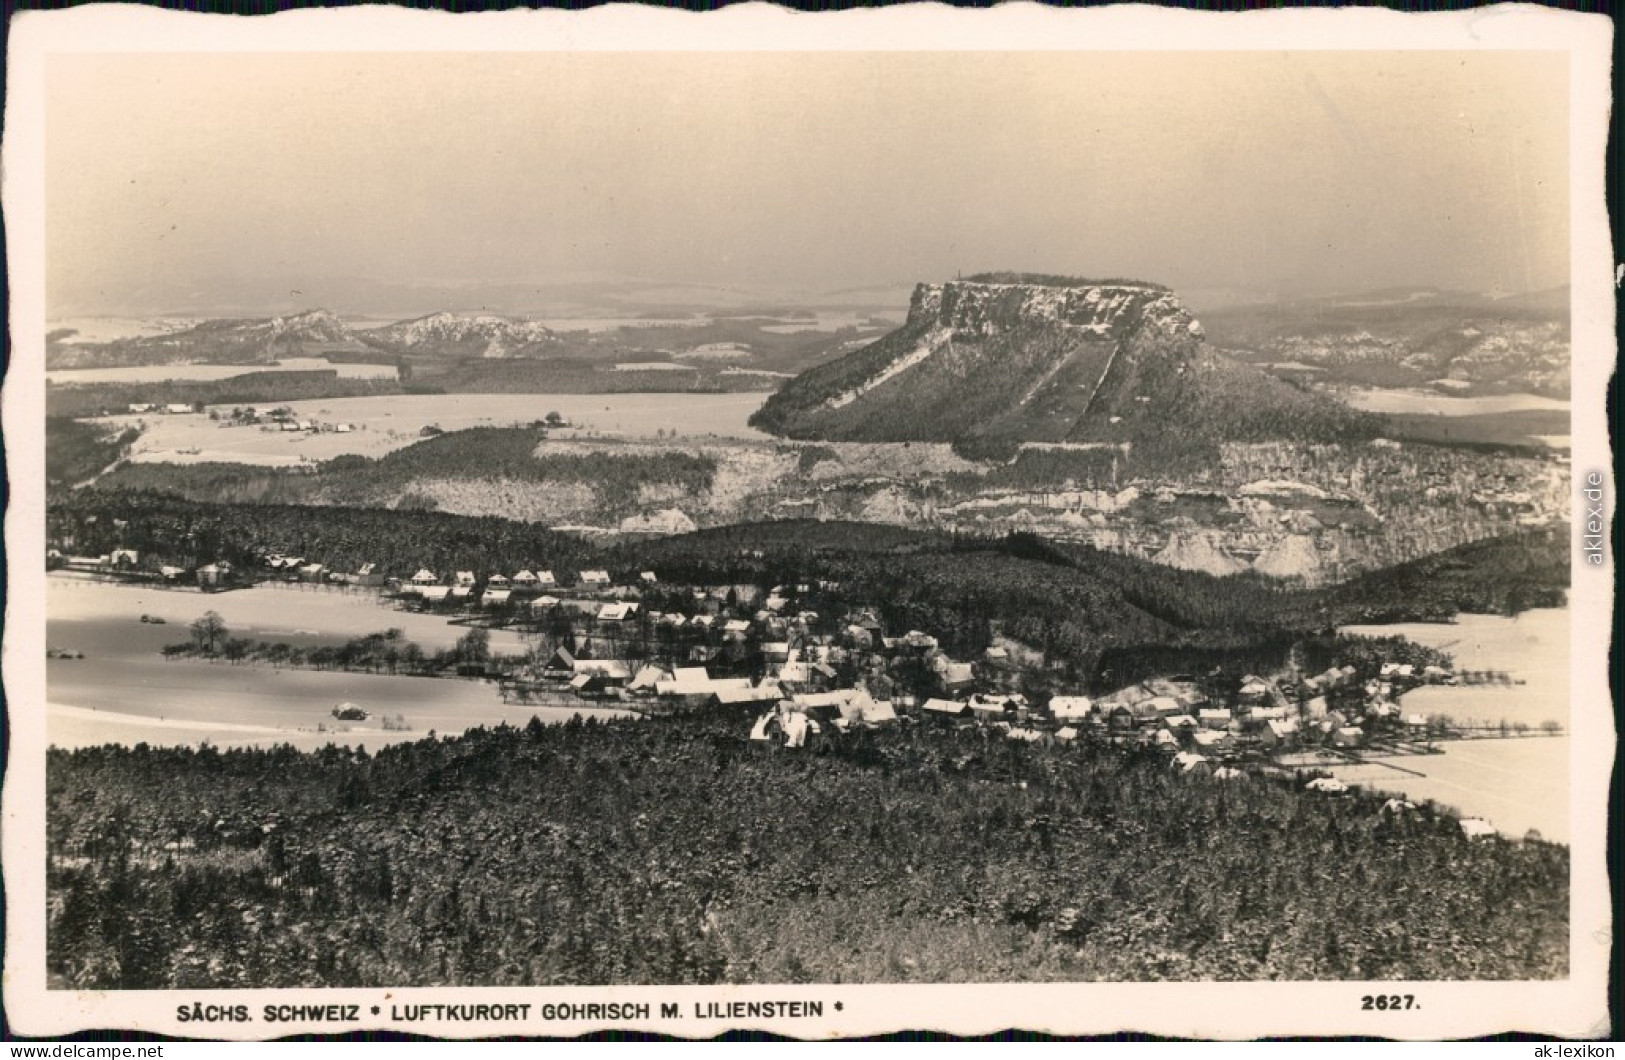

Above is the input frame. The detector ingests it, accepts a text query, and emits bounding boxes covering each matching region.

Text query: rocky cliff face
[751,274,1374,461]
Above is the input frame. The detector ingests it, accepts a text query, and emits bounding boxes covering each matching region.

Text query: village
[120,401,365,436]
[49,535,1541,826]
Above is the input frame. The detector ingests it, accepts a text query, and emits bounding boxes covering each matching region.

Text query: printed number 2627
[1362,995,1417,1011]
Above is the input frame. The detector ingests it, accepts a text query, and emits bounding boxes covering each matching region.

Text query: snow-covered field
[108,392,772,466]
[1336,388,1569,416]
[45,575,625,751]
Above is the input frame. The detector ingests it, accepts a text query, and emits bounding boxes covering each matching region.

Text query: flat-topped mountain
[360,312,558,359]
[750,274,1379,460]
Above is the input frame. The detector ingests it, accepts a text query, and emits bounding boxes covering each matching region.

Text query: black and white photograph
[2,3,1613,1041]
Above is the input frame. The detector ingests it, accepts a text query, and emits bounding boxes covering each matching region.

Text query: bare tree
[189,610,229,655]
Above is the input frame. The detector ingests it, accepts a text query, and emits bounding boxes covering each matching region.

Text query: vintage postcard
[2,2,1614,1041]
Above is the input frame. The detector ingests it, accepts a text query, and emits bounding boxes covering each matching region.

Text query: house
[1197,708,1233,730]
[298,562,326,581]
[921,698,970,720]
[569,672,609,696]
[902,631,939,651]
[159,565,187,581]
[1049,696,1094,722]
[1171,752,1211,776]
[578,659,633,684]
[1237,676,1272,701]
[1333,726,1365,748]
[417,586,451,602]
[968,698,1009,722]
[109,548,140,568]
[482,588,512,607]
[712,683,784,709]
[164,403,193,414]
[450,585,472,600]
[640,571,658,584]
[453,571,476,587]
[487,573,510,586]
[578,570,611,588]
[513,570,539,586]
[836,689,897,728]
[775,659,813,686]
[542,648,577,680]
[196,561,232,588]
[628,665,673,694]
[596,602,638,622]
[1142,696,1184,719]
[1192,730,1234,753]
[655,667,722,698]
[1162,714,1199,732]
[723,619,750,634]
[1459,818,1497,840]
[939,661,976,691]
[411,569,439,585]
[1260,718,1299,748]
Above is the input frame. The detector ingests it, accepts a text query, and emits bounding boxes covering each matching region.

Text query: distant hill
[46,309,368,370]
[359,311,559,360]
[751,274,1378,461]
[1198,286,1570,396]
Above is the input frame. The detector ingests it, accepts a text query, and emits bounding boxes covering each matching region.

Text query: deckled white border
[3,3,1614,1040]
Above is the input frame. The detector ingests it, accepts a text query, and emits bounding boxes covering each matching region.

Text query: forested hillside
[46,370,412,418]
[92,428,718,515]
[45,418,140,488]
[48,714,1568,988]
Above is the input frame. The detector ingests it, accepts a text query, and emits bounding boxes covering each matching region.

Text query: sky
[46,50,1570,316]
